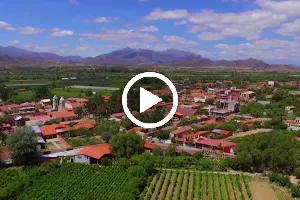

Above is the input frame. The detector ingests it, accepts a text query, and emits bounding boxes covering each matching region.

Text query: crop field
[0,163,142,200]
[140,170,252,200]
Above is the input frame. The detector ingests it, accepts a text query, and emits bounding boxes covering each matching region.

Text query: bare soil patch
[249,181,277,200]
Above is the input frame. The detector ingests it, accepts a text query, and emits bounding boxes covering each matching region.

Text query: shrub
[269,173,290,187]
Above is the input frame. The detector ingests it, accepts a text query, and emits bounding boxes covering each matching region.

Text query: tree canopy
[7,128,40,165]
[110,132,145,158]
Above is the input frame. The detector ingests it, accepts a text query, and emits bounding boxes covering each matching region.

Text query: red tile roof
[129,127,143,132]
[111,112,127,118]
[196,138,236,148]
[40,124,69,136]
[76,144,111,159]
[144,141,157,149]
[29,115,51,121]
[52,109,77,119]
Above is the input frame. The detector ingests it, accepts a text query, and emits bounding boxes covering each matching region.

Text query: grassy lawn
[16,88,113,100]
[65,136,104,147]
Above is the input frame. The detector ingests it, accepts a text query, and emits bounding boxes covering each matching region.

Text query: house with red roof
[170,126,193,138]
[74,144,111,164]
[175,131,210,145]
[40,124,69,139]
[49,109,77,122]
[26,115,51,126]
[211,129,232,139]
[195,138,236,154]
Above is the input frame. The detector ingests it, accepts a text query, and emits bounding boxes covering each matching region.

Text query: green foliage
[0,163,148,200]
[269,172,290,187]
[6,128,40,165]
[44,119,59,125]
[84,89,93,96]
[189,114,198,121]
[201,124,218,131]
[240,102,265,117]
[110,132,145,158]
[0,86,12,101]
[156,130,170,140]
[294,167,300,179]
[231,131,300,174]
[165,145,177,156]
[33,86,52,100]
[291,185,300,197]
[152,147,164,156]
[199,109,209,116]
[219,121,238,132]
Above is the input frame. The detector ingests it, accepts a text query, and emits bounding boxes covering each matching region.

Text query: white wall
[74,155,90,164]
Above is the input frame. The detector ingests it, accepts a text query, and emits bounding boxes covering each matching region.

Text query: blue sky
[0,0,300,64]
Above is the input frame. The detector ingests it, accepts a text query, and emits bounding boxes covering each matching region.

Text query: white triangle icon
[140,87,162,113]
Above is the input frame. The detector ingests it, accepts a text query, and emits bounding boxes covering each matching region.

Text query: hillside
[0,46,294,70]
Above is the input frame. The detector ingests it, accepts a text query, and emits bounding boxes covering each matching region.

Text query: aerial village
[2,77,298,167]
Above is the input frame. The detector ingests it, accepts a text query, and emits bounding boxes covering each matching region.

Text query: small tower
[59,97,65,110]
[52,95,58,110]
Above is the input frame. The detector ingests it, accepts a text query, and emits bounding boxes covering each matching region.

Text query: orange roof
[144,141,157,149]
[52,109,77,119]
[40,124,69,136]
[76,144,111,159]
[72,123,94,130]
[129,127,143,132]
[111,112,126,118]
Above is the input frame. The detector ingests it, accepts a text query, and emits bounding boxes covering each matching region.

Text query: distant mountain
[0,46,83,62]
[86,48,201,65]
[0,46,290,70]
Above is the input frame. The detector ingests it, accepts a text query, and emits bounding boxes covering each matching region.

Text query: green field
[141,170,253,200]
[0,163,146,200]
[16,88,114,101]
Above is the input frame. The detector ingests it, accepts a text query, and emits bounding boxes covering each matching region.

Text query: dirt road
[226,129,273,140]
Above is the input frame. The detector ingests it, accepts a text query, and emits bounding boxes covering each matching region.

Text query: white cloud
[276,18,300,36]
[19,26,44,34]
[256,0,300,18]
[135,26,159,32]
[85,16,119,23]
[144,8,189,20]
[163,35,198,46]
[51,30,74,37]
[82,28,158,43]
[187,25,208,33]
[174,20,187,25]
[198,32,225,41]
[212,38,300,62]
[78,38,85,42]
[9,40,20,45]
[0,21,15,31]
[68,0,79,4]
[75,44,96,52]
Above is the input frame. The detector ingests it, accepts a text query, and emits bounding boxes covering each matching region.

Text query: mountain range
[0,45,281,69]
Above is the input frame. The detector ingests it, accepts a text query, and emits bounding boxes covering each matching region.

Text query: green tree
[7,128,40,165]
[33,86,52,100]
[110,132,145,158]
[152,147,164,156]
[189,114,198,121]
[165,145,177,156]
[156,130,170,140]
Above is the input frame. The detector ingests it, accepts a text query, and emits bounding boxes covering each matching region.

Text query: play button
[122,72,178,129]
[140,87,162,113]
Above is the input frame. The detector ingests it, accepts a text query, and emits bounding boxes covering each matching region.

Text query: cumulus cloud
[9,40,20,45]
[84,16,119,23]
[256,0,300,17]
[75,44,96,52]
[144,8,189,20]
[82,28,158,42]
[174,20,187,25]
[0,21,16,31]
[213,38,300,62]
[187,25,208,33]
[135,26,159,32]
[276,19,300,36]
[163,35,198,46]
[19,26,44,34]
[51,30,74,37]
[78,38,85,42]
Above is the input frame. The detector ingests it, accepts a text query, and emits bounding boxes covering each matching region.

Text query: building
[26,115,51,126]
[240,91,255,99]
[74,144,111,164]
[218,99,239,112]
[170,126,192,138]
[211,129,232,139]
[49,109,77,122]
[195,138,236,154]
